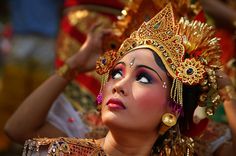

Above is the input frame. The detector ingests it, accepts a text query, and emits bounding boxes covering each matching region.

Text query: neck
[101,129,158,156]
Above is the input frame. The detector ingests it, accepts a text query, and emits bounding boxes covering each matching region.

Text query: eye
[136,72,153,84]
[111,69,123,79]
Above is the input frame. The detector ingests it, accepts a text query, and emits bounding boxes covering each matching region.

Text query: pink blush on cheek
[134,89,167,111]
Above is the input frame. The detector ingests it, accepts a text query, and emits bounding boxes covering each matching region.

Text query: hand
[66,22,112,73]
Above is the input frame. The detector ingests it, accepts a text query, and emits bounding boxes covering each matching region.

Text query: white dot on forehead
[129,57,136,67]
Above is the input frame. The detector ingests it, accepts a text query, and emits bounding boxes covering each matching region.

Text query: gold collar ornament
[96,3,222,117]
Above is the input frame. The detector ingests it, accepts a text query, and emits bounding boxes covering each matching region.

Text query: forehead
[119,49,156,63]
[117,48,169,82]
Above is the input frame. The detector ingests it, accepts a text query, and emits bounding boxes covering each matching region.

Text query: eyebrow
[115,62,163,81]
[136,65,163,81]
[115,62,126,66]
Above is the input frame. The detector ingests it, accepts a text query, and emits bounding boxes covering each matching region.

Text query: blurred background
[0,0,62,155]
[0,1,18,155]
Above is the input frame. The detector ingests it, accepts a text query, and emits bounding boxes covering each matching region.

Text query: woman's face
[101,49,170,132]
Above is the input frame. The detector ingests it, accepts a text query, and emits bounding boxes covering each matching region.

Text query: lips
[106,98,126,110]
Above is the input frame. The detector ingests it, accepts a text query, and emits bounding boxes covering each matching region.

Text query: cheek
[101,81,113,104]
[133,86,168,111]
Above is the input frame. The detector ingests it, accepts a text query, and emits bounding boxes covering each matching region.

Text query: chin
[101,111,127,129]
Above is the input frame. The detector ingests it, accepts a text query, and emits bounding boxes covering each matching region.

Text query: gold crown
[102,0,201,52]
[96,3,222,115]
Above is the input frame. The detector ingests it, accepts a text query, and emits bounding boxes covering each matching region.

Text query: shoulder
[23,137,106,156]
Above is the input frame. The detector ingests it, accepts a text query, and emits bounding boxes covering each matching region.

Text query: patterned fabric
[47,94,89,138]
[22,125,231,156]
[23,138,106,156]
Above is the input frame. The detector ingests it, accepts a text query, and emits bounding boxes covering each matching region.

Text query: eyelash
[110,68,123,79]
[110,69,153,84]
[136,72,153,84]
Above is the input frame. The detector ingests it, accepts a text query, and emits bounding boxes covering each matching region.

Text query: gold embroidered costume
[23,138,105,156]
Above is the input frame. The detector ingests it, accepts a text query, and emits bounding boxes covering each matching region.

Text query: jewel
[154,22,161,29]
[186,68,193,75]
[132,42,137,47]
[67,117,75,123]
[167,58,172,63]
[171,65,176,69]
[102,58,106,65]
[159,45,164,51]
[146,40,152,45]
[96,92,103,105]
[163,51,168,57]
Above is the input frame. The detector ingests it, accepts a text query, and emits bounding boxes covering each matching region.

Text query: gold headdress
[96,3,222,116]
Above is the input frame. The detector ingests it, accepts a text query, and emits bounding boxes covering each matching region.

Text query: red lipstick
[106,98,126,110]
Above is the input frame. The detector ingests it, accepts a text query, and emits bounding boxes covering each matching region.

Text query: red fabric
[215,28,235,64]
[194,10,206,23]
[75,74,101,96]
[61,16,86,43]
[55,58,100,96]
[184,118,209,137]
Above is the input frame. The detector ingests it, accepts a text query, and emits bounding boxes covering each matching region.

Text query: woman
[23,4,236,155]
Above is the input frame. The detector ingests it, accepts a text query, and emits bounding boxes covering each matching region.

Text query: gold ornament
[96,50,117,75]
[159,113,177,136]
[96,3,221,114]
[56,63,77,81]
[23,138,106,156]
[176,58,205,85]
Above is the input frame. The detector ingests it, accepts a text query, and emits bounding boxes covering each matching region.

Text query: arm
[214,70,236,156]
[4,23,110,144]
[200,0,236,26]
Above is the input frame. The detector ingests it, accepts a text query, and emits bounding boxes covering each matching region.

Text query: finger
[93,29,112,41]
[101,28,113,36]
[91,28,113,42]
[88,21,104,34]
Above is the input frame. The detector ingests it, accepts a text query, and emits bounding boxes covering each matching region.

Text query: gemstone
[132,42,137,47]
[167,58,172,63]
[102,58,106,64]
[146,40,152,45]
[159,46,164,51]
[186,68,193,75]
[153,41,159,46]
[154,22,161,29]
[163,51,168,57]
[167,30,173,35]
[171,65,176,69]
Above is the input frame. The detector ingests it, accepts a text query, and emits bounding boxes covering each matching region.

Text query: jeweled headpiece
[96,3,222,116]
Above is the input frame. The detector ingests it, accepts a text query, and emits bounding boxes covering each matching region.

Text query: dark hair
[151,50,202,133]
[150,50,204,153]
[151,50,168,73]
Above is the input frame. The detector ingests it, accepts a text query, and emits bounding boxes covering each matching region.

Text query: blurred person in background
[4,0,126,144]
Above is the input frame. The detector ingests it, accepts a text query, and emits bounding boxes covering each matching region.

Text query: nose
[112,78,129,96]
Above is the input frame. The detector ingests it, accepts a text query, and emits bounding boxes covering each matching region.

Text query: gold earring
[158,113,177,136]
